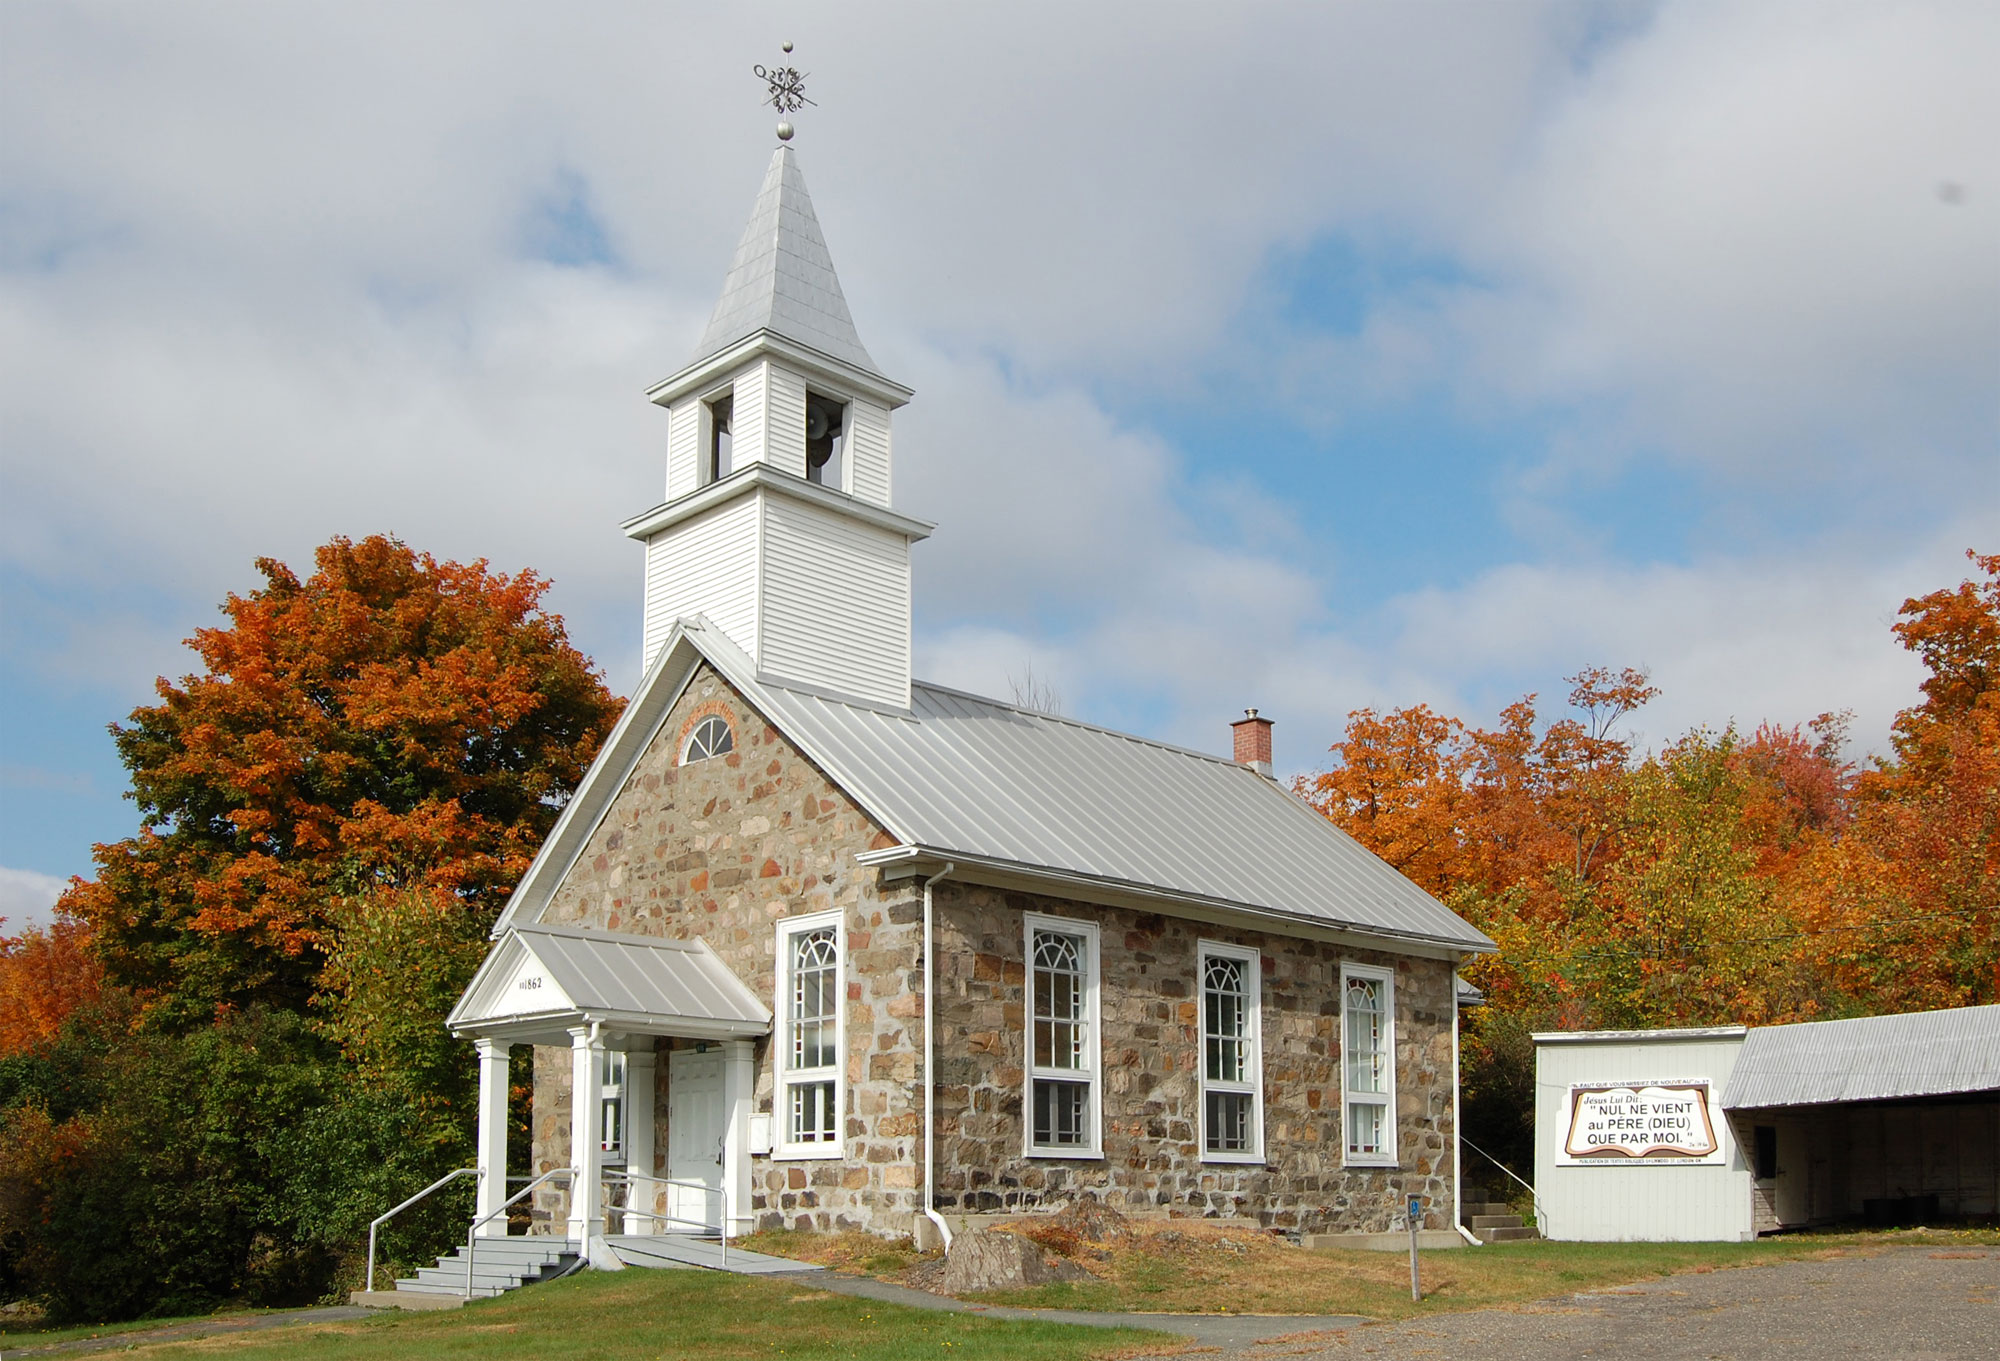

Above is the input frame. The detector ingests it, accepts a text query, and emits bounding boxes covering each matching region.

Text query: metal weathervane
[755,42,814,142]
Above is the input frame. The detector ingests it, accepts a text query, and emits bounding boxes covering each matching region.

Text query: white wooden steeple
[626,145,930,709]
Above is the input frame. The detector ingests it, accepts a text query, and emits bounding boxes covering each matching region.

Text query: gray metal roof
[751,672,1493,951]
[450,922,771,1039]
[494,621,1494,954]
[1721,1005,2000,1110]
[691,146,882,376]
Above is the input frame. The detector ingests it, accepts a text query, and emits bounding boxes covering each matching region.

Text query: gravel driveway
[1208,1245,1999,1361]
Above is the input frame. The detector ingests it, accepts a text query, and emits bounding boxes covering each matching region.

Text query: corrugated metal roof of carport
[1721,1004,2000,1109]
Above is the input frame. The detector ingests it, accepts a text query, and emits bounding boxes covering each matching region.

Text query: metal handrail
[604,1170,730,1268]
[463,1167,574,1299]
[365,1167,480,1293]
[1462,1136,1548,1236]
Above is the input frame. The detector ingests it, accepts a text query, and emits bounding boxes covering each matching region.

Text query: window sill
[1341,1155,1401,1169]
[771,1145,845,1161]
[1200,1151,1267,1166]
[1024,1147,1105,1161]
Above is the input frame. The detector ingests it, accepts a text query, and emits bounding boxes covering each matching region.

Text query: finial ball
[781,41,793,53]
[776,120,794,142]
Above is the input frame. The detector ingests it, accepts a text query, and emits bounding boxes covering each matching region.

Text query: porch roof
[447,923,772,1045]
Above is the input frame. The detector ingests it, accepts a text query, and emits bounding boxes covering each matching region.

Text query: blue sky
[2,1,1995,928]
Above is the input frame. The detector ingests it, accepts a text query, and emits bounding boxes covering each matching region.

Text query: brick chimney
[1231,708,1274,777]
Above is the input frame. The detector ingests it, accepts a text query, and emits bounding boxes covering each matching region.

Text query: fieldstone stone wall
[522,662,926,1236]
[512,662,1466,1241]
[930,881,1460,1234]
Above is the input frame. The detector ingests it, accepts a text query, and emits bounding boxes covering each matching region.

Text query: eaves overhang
[857,842,1497,962]
[448,1008,770,1046]
[645,330,914,411]
[1533,1026,1749,1045]
[621,464,936,544]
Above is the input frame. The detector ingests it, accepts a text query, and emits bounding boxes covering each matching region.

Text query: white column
[722,1039,756,1237]
[474,1038,512,1237]
[623,1047,658,1235]
[567,1026,605,1244]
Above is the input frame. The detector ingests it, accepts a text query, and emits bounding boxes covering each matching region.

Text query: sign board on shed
[1558,1080,1724,1165]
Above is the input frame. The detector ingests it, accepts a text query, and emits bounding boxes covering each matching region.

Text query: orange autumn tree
[0,917,105,1056]
[1297,666,1656,919]
[1830,549,2000,1007]
[61,535,623,1028]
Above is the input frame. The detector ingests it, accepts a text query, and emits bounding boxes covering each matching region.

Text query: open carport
[1721,1006,2000,1232]
[1534,1004,1999,1241]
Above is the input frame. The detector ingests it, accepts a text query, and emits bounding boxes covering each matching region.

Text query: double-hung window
[1024,914,1101,1157]
[1199,942,1263,1162]
[776,911,843,1158]
[1340,964,1398,1166]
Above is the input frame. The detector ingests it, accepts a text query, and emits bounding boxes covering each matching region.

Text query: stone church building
[447,141,1495,1258]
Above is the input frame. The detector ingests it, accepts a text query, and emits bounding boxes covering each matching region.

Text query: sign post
[1407,1194,1422,1302]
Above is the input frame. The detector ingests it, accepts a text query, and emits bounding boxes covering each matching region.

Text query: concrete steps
[354,1231,820,1309]
[1461,1197,1539,1244]
[355,1236,582,1307]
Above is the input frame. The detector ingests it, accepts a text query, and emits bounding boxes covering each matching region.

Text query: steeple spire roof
[691,146,882,376]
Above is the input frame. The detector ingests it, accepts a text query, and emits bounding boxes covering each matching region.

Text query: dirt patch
[733,1229,932,1276]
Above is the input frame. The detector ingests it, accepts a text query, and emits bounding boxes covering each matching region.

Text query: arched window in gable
[681,714,735,764]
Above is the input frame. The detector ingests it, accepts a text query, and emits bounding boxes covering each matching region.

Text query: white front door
[666,1048,726,1233]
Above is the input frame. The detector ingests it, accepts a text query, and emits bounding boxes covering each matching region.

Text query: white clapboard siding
[642,496,761,669]
[762,364,809,479]
[1535,1034,1755,1242]
[731,362,768,473]
[847,398,892,507]
[757,494,911,708]
[665,398,702,501]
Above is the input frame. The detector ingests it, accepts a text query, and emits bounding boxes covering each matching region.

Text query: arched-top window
[681,714,734,764]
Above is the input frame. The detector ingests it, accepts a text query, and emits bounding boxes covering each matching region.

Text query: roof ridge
[1754,1002,2000,1032]
[517,921,703,951]
[907,678,1261,772]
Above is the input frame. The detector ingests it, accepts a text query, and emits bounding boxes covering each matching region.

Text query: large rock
[1046,1197,1131,1244]
[938,1229,1088,1294]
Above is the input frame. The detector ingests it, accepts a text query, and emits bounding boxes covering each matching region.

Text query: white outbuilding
[1533,1006,2000,1241]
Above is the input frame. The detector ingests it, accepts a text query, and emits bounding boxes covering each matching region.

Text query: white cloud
[0,866,70,934]
[1463,1,1999,476]
[0,1,1992,844]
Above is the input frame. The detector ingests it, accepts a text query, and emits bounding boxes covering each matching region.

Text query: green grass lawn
[56,1270,1169,1361]
[12,1226,1996,1358]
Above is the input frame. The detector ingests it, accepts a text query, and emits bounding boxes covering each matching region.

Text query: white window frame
[773,909,844,1160]
[1198,940,1264,1164]
[1340,963,1399,1168]
[680,713,735,765]
[702,386,735,485]
[1022,912,1103,1160]
[802,387,851,492]
[598,1047,628,1165]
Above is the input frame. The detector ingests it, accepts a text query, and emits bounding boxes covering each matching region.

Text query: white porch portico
[447,924,770,1249]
